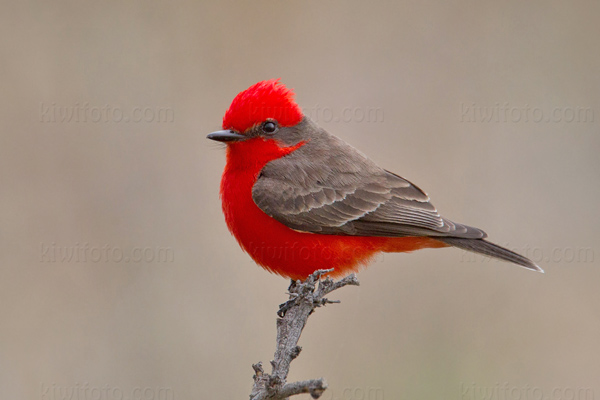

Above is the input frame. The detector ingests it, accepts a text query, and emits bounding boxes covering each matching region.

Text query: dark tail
[438,238,544,273]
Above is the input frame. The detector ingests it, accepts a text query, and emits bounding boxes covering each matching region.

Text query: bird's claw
[277,298,298,318]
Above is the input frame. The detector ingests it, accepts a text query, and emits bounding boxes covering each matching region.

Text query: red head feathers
[222,79,303,133]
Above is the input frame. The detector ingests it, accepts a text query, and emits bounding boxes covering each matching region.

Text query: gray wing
[252,128,486,239]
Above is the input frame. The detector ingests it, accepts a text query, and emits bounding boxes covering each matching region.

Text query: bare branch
[279,379,327,399]
[249,269,359,400]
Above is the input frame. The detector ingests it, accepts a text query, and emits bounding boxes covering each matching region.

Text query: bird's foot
[278,280,300,318]
[277,297,298,318]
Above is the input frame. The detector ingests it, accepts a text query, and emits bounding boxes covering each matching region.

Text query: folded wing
[252,143,486,239]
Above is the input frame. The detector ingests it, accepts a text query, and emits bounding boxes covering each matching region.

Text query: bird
[207,79,543,280]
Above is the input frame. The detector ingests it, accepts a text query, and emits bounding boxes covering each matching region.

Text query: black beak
[207,130,246,142]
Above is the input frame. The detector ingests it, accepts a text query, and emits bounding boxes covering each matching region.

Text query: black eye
[261,121,278,134]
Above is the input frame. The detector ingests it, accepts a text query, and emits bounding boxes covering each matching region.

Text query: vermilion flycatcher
[208,80,542,280]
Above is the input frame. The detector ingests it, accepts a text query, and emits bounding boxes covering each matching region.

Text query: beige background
[2,1,599,399]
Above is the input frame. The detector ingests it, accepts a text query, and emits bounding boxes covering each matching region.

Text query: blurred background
[1,1,599,399]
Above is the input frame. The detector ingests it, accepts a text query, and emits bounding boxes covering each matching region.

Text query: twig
[249,269,360,400]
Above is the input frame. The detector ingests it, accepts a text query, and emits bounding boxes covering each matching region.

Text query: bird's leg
[277,279,300,318]
[277,269,337,317]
